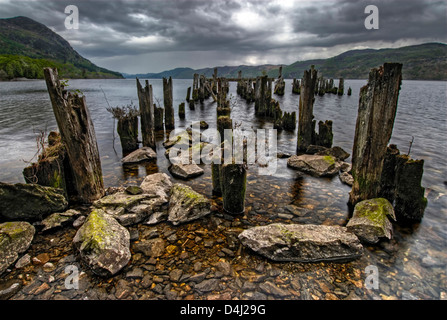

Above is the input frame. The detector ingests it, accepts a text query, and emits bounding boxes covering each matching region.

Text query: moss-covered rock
[41,209,81,232]
[346,198,396,243]
[0,221,35,274]
[168,184,210,225]
[287,154,342,177]
[0,182,67,221]
[73,209,131,277]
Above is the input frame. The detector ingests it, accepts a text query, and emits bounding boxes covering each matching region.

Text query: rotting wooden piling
[297,66,318,153]
[163,76,175,130]
[43,67,104,203]
[136,78,156,149]
[349,63,403,205]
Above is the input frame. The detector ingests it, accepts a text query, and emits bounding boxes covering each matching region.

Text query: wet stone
[126,268,144,279]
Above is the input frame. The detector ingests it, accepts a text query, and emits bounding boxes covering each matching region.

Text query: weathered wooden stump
[347,87,352,96]
[43,67,104,203]
[23,131,68,196]
[292,78,301,94]
[338,78,344,96]
[154,105,164,130]
[297,66,318,152]
[178,102,185,119]
[163,76,175,130]
[220,163,247,214]
[217,116,233,144]
[136,78,156,149]
[393,154,427,221]
[315,120,333,148]
[349,63,403,205]
[186,87,191,102]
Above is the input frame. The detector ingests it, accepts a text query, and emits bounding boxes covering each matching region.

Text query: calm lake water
[0,78,446,299]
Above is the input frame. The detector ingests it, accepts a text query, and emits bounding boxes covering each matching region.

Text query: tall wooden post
[297,66,318,153]
[349,63,402,205]
[163,76,175,130]
[338,78,344,96]
[136,78,156,149]
[43,67,104,203]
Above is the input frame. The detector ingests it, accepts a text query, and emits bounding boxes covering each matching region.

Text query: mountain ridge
[0,16,123,80]
[125,42,447,80]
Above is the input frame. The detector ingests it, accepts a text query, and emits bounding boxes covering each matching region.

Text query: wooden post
[338,78,344,96]
[136,78,155,149]
[393,154,427,221]
[292,78,300,94]
[43,67,104,203]
[178,102,185,119]
[217,116,232,144]
[347,87,352,96]
[349,63,402,205]
[154,105,164,130]
[23,131,68,196]
[163,76,175,130]
[186,87,191,102]
[316,120,333,148]
[192,73,199,101]
[117,115,139,154]
[297,66,318,153]
[220,163,247,214]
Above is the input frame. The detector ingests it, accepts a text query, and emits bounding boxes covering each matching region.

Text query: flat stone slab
[121,147,156,164]
[169,163,204,179]
[238,223,363,262]
[287,154,342,177]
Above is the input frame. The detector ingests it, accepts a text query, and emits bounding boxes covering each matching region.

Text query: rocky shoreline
[1,170,446,300]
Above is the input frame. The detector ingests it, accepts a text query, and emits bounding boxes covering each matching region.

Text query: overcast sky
[0,0,446,74]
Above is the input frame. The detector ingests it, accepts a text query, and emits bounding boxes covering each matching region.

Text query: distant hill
[127,43,447,80]
[0,16,123,80]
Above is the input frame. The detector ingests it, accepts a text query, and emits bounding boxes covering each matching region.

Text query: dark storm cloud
[0,0,445,73]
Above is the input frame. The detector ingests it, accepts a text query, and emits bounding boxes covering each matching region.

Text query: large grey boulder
[0,221,35,274]
[346,198,396,243]
[238,223,363,262]
[140,173,173,203]
[287,154,342,177]
[121,147,157,164]
[168,184,210,225]
[0,182,67,221]
[73,209,131,277]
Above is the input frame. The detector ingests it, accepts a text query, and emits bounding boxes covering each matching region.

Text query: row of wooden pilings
[27,65,426,222]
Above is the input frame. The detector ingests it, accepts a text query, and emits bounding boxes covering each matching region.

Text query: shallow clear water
[0,78,446,298]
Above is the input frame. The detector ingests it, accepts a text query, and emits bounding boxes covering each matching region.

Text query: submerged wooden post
[220,163,247,214]
[163,76,175,130]
[136,78,156,148]
[393,154,427,221]
[292,78,300,94]
[154,105,164,130]
[178,102,185,119]
[43,67,104,203]
[338,78,344,96]
[349,63,403,205]
[117,114,139,153]
[186,87,191,102]
[297,66,318,153]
